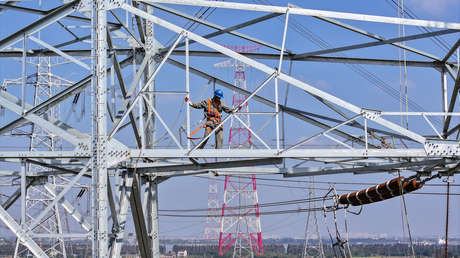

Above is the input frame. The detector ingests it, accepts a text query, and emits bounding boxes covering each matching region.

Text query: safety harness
[188,99,222,140]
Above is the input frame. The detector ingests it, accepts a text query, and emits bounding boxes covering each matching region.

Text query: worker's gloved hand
[185,97,189,102]
[232,106,242,113]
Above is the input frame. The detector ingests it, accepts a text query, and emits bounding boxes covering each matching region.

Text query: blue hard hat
[214,89,224,98]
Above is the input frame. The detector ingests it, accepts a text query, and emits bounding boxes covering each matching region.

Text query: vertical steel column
[21,34,27,112]
[139,76,145,146]
[441,69,448,126]
[275,78,280,150]
[91,0,108,257]
[110,66,116,117]
[20,160,26,225]
[53,176,67,258]
[275,10,289,150]
[130,172,152,258]
[109,171,133,257]
[145,3,156,149]
[278,9,289,70]
[146,179,153,255]
[149,178,160,258]
[144,4,160,257]
[186,36,191,150]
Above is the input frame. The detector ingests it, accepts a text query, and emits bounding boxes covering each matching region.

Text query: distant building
[438,237,446,246]
[160,255,176,258]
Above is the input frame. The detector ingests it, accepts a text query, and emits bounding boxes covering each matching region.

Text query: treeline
[288,243,460,257]
[173,243,460,257]
[172,244,285,257]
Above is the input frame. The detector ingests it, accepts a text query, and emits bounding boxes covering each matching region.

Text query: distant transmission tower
[2,56,74,257]
[204,176,220,241]
[216,45,263,258]
[303,177,324,258]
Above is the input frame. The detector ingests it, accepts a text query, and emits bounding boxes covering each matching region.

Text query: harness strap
[188,99,223,140]
[207,98,221,123]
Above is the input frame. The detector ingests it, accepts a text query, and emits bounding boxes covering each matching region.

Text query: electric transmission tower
[2,56,74,257]
[216,45,263,258]
[204,176,220,241]
[302,177,325,258]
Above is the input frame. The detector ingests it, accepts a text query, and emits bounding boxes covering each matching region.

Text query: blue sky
[0,0,459,244]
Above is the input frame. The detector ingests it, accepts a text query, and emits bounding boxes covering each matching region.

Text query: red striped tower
[215,45,263,257]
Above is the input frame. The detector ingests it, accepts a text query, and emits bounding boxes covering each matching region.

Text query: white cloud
[407,0,459,16]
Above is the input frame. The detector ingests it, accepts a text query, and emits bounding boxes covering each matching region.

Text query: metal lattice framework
[217,45,263,257]
[0,0,458,257]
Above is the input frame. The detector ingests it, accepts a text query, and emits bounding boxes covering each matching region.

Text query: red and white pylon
[216,45,263,257]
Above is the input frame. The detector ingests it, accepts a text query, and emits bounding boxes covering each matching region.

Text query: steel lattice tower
[217,45,263,257]
[0,1,459,258]
[302,177,325,258]
[2,56,74,257]
[204,176,220,241]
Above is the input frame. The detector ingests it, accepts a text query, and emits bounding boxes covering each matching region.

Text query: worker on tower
[186,89,237,149]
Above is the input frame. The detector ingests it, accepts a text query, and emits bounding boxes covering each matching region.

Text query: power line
[160,206,338,218]
[385,0,456,59]
[160,196,334,213]
[253,0,440,125]
[195,175,460,188]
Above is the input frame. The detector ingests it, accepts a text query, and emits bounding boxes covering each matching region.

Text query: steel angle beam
[54,26,121,49]
[167,58,377,148]
[293,29,459,60]
[28,35,91,70]
[442,38,460,62]
[0,151,83,159]
[0,0,79,51]
[446,123,460,137]
[0,92,83,145]
[26,159,88,177]
[444,64,458,81]
[150,3,285,52]
[27,162,91,232]
[443,68,460,135]
[27,54,132,115]
[44,183,92,232]
[0,49,447,68]
[134,158,282,174]
[0,90,88,139]
[109,10,144,48]
[142,0,460,29]
[149,170,212,178]
[107,176,119,231]
[0,170,20,177]
[0,1,16,14]
[132,1,146,44]
[169,50,445,68]
[124,6,426,144]
[108,33,181,140]
[130,172,152,258]
[314,16,443,61]
[0,55,133,136]
[0,3,121,26]
[2,177,37,210]
[287,106,415,142]
[215,158,453,176]
[134,148,431,158]
[0,205,49,258]
[109,171,133,257]
[283,159,451,177]
[107,30,142,148]
[30,233,90,238]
